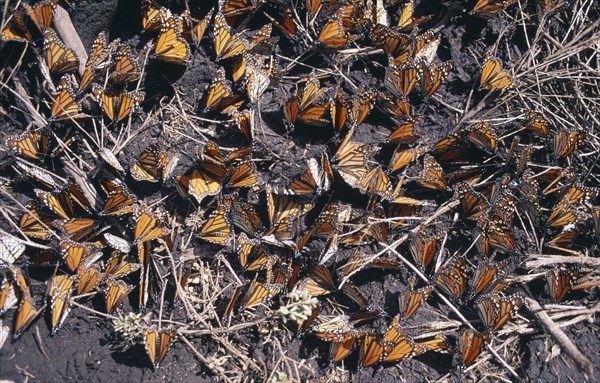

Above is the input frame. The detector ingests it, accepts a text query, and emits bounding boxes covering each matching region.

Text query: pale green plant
[113,312,142,343]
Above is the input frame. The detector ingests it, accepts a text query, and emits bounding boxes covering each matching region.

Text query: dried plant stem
[524,297,594,378]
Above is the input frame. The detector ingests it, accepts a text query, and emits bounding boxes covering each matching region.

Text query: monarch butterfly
[419,61,452,96]
[35,187,78,221]
[358,334,386,369]
[9,266,30,295]
[330,332,364,362]
[342,281,375,310]
[130,145,169,183]
[224,161,260,189]
[61,180,92,216]
[133,204,169,245]
[293,265,336,297]
[264,8,297,39]
[299,76,329,111]
[110,43,141,84]
[97,147,125,175]
[348,89,377,126]
[340,205,388,247]
[266,183,313,226]
[50,75,83,121]
[466,122,497,152]
[554,128,585,160]
[100,187,136,216]
[137,242,162,308]
[514,170,541,222]
[6,130,51,161]
[431,132,466,165]
[417,154,447,191]
[387,117,420,144]
[454,182,489,220]
[332,130,372,188]
[228,196,264,236]
[59,239,101,273]
[455,329,488,367]
[237,233,271,271]
[398,285,433,321]
[203,68,244,113]
[475,215,517,255]
[232,109,254,141]
[0,234,25,266]
[80,32,116,92]
[284,84,325,128]
[19,202,51,240]
[296,101,329,127]
[76,265,103,295]
[546,197,588,228]
[187,8,214,46]
[547,266,600,302]
[469,260,508,298]
[382,334,426,363]
[561,182,599,205]
[200,204,232,245]
[386,31,416,66]
[23,0,56,32]
[221,0,261,22]
[104,277,134,313]
[520,111,550,136]
[396,0,430,30]
[240,280,283,311]
[13,293,45,339]
[43,29,79,75]
[358,167,393,199]
[213,13,251,60]
[472,0,516,16]
[318,15,355,49]
[388,146,424,173]
[411,32,440,64]
[141,326,176,369]
[103,252,141,280]
[53,218,97,241]
[475,293,523,331]
[385,58,422,98]
[275,156,332,198]
[329,87,351,132]
[46,274,76,334]
[201,140,250,164]
[435,256,466,300]
[369,23,411,57]
[190,161,258,203]
[547,226,578,250]
[245,59,270,103]
[479,53,518,91]
[92,85,145,123]
[409,230,444,274]
[224,285,244,318]
[154,16,190,65]
[416,334,454,354]
[0,11,31,43]
[379,94,411,119]
[0,276,18,315]
[312,315,355,342]
[141,0,166,31]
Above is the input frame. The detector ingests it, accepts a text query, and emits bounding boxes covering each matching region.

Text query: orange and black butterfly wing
[43,29,79,75]
[154,17,190,65]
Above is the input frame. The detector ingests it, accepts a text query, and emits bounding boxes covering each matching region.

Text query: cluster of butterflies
[1,0,598,374]
[0,0,147,124]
